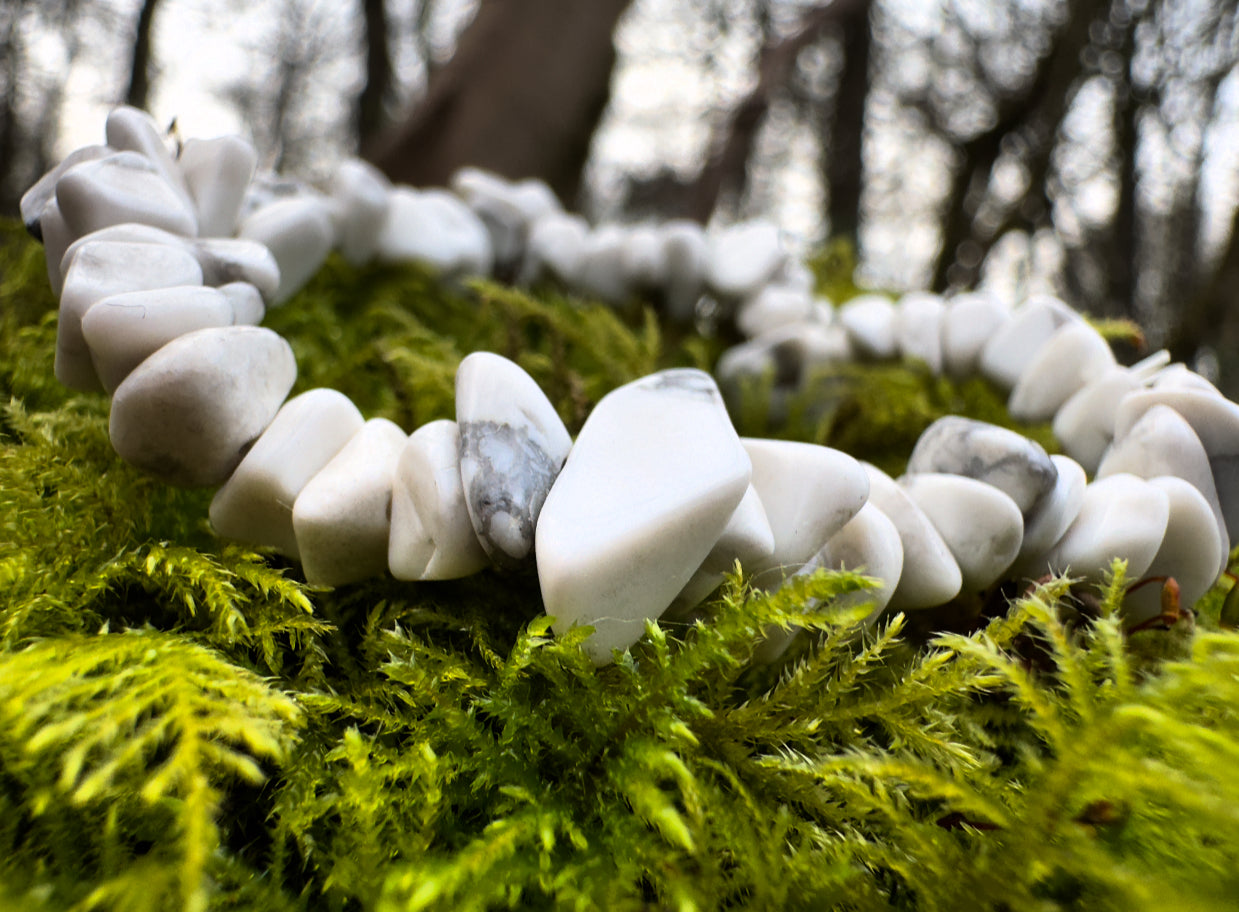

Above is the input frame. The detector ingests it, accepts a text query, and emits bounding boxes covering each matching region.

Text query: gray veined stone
[455,352,573,567]
[906,416,1058,515]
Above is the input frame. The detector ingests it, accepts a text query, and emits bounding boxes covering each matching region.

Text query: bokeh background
[3,0,1238,388]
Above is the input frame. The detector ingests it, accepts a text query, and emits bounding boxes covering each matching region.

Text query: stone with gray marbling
[906,416,1058,515]
[455,352,572,567]
[536,369,750,664]
[56,151,198,239]
[109,326,296,487]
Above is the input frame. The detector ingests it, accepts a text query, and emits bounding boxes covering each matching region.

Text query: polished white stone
[1150,363,1221,395]
[901,473,1023,590]
[838,293,898,360]
[375,187,493,279]
[1122,477,1224,625]
[1042,474,1170,583]
[707,220,786,300]
[671,484,775,612]
[56,151,198,239]
[862,463,962,609]
[798,502,904,622]
[56,239,203,392]
[1007,321,1114,423]
[743,438,869,586]
[452,167,556,275]
[20,144,110,238]
[104,106,193,210]
[737,284,815,338]
[238,197,334,305]
[941,291,1009,378]
[520,211,589,286]
[978,294,1080,390]
[41,201,73,294]
[659,220,710,324]
[1052,365,1143,474]
[292,418,407,588]
[1097,404,1229,576]
[389,419,490,581]
[906,416,1058,514]
[329,158,392,266]
[219,282,265,326]
[81,285,235,392]
[210,389,365,558]
[193,238,282,302]
[620,224,669,291]
[536,369,750,664]
[178,135,258,237]
[109,326,296,487]
[574,225,632,303]
[1011,454,1087,576]
[895,291,945,375]
[455,352,572,567]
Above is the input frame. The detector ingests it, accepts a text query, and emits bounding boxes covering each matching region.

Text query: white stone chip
[900,473,1023,591]
[293,418,407,587]
[1012,454,1087,577]
[978,294,1080,390]
[20,144,111,237]
[1007,321,1114,422]
[178,135,258,237]
[707,220,786,300]
[389,420,490,581]
[109,326,296,487]
[671,484,775,613]
[455,352,572,567]
[742,438,869,586]
[1097,404,1229,576]
[862,463,962,610]
[238,197,334,305]
[219,282,265,325]
[1052,365,1143,474]
[941,291,1009,378]
[1042,474,1170,583]
[56,151,198,239]
[838,294,898,360]
[81,285,236,392]
[56,239,204,392]
[799,501,904,621]
[375,187,493,279]
[329,158,392,266]
[894,291,945,375]
[105,105,193,208]
[536,369,751,664]
[210,389,365,558]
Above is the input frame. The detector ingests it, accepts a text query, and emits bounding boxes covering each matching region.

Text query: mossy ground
[1,220,1237,911]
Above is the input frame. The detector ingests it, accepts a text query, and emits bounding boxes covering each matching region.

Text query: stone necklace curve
[20,105,1238,666]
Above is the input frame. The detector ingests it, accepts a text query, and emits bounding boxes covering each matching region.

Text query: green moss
[0,220,1237,910]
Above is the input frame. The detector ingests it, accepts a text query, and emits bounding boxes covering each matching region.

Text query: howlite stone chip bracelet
[20,106,1239,665]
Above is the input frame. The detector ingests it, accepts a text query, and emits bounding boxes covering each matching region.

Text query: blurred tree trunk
[123,0,161,110]
[825,0,870,242]
[357,0,393,146]
[367,0,633,206]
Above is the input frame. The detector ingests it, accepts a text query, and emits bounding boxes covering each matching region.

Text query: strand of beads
[20,106,1235,665]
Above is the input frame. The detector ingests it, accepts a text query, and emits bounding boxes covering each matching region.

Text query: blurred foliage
[1,220,1238,910]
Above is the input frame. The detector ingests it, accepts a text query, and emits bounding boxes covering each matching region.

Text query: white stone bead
[293,418,407,587]
[178,135,258,237]
[219,282,265,326]
[838,293,898,360]
[1098,404,1229,575]
[389,420,490,581]
[210,389,365,558]
[238,197,334,305]
[455,352,572,567]
[659,220,709,324]
[329,158,392,266]
[81,285,236,392]
[1121,477,1223,625]
[707,220,786,300]
[20,144,111,238]
[862,463,962,610]
[736,285,815,339]
[941,291,1009,378]
[799,501,904,621]
[1007,321,1114,423]
[375,187,493,279]
[894,291,945,375]
[104,106,193,210]
[1052,365,1143,474]
[742,438,869,585]
[536,369,750,664]
[1012,454,1087,576]
[1042,474,1170,583]
[56,151,197,239]
[520,211,588,286]
[109,326,296,487]
[56,239,203,392]
[978,294,1080,390]
[1113,388,1239,542]
[900,473,1023,590]
[671,484,775,612]
[906,416,1058,515]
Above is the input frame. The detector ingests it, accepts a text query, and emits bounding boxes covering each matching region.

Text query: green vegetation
[0,220,1235,910]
